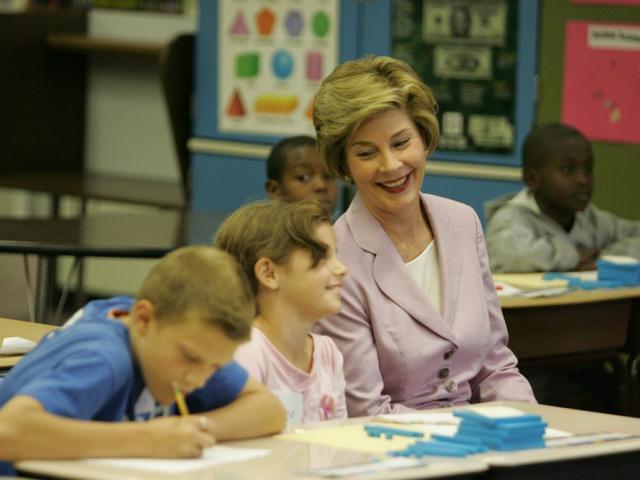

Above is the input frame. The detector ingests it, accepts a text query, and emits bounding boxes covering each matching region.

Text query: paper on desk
[493,275,571,298]
[0,337,36,356]
[81,446,270,473]
[278,423,430,454]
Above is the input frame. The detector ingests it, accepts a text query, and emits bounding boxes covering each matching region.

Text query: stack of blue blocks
[597,258,640,286]
[388,434,489,458]
[452,410,546,451]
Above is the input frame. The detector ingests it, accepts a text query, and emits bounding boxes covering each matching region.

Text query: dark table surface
[0,211,229,258]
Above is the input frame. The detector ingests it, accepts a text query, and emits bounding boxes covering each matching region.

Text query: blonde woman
[313,56,535,416]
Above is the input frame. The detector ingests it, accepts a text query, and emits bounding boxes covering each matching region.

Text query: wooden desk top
[496,273,640,308]
[0,317,57,369]
[15,402,640,480]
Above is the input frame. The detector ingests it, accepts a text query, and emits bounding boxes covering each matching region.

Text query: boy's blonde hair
[313,55,440,181]
[214,200,331,295]
[137,246,254,340]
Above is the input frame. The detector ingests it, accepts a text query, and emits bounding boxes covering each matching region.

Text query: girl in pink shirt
[215,200,348,425]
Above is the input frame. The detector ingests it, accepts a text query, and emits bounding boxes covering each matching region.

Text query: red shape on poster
[227,89,246,117]
[561,21,640,144]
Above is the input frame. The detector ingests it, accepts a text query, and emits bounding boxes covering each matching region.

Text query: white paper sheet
[0,337,36,356]
[81,446,270,473]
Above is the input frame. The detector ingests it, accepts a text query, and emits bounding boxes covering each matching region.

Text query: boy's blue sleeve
[15,350,128,420]
[186,361,249,413]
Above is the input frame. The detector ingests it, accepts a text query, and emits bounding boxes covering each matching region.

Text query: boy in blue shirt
[0,246,286,470]
[265,135,338,216]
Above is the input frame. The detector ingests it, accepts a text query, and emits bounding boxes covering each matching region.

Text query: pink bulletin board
[573,0,640,5]
[561,21,640,144]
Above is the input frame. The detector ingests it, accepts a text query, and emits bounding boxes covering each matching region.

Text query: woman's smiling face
[345,108,428,218]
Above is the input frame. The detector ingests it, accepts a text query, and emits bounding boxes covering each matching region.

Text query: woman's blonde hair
[214,200,331,295]
[313,55,439,181]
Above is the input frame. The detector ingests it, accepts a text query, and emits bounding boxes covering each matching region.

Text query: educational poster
[218,0,339,137]
[561,21,640,144]
[392,0,517,154]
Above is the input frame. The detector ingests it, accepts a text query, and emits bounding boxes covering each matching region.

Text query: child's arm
[200,378,286,440]
[0,396,215,461]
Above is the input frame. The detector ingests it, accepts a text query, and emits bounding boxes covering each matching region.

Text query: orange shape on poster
[306,97,315,119]
[256,8,276,36]
[227,89,246,117]
[255,94,298,114]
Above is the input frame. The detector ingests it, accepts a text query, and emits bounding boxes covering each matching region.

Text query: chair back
[160,33,195,203]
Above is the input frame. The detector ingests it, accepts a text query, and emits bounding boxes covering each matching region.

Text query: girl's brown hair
[214,200,331,294]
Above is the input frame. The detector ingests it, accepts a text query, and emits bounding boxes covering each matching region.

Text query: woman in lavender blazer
[312,56,535,417]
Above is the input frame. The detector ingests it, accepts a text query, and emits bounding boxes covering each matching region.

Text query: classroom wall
[536,0,640,220]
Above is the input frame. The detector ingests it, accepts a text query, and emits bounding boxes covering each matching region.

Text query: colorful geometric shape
[285,10,304,37]
[272,50,294,79]
[306,51,323,81]
[255,94,298,114]
[229,11,249,36]
[306,96,315,119]
[312,11,330,38]
[226,89,246,117]
[236,53,260,78]
[256,7,276,36]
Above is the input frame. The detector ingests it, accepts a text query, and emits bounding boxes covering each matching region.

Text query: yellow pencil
[173,384,190,416]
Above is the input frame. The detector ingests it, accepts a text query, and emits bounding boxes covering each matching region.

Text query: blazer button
[445,379,457,392]
[437,368,450,379]
[443,349,454,360]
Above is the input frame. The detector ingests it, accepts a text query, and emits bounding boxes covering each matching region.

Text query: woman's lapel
[347,194,461,344]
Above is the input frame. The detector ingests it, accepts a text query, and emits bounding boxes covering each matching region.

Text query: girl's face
[275,223,347,321]
[345,108,428,219]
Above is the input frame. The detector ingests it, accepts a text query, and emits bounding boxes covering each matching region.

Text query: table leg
[35,255,56,324]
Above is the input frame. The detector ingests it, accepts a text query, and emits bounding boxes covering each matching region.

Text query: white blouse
[405,240,442,315]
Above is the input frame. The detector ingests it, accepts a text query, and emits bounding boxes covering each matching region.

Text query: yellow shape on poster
[254,94,298,114]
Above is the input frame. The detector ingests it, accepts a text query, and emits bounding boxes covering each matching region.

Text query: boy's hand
[577,247,600,271]
[143,416,216,458]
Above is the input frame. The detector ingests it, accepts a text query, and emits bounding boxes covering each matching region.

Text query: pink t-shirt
[234,327,347,425]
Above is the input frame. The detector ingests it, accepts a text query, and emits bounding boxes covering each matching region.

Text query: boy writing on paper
[485,123,640,273]
[0,246,286,472]
[215,200,349,425]
[265,135,339,216]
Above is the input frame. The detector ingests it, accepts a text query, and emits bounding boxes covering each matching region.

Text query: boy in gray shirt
[486,123,640,273]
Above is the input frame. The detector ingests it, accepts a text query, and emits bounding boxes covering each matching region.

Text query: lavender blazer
[316,193,535,417]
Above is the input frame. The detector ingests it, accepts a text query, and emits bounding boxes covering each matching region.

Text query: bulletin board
[561,21,640,144]
[217,0,339,137]
[392,0,527,163]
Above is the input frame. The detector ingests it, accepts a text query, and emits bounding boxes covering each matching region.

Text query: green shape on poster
[312,11,330,38]
[236,53,260,78]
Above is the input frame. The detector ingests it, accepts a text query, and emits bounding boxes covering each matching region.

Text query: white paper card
[82,446,270,473]
[0,337,36,356]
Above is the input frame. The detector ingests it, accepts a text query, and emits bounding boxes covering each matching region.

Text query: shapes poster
[562,21,640,144]
[218,0,339,137]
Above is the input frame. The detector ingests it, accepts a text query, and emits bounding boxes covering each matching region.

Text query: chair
[0,32,196,323]
[160,33,194,203]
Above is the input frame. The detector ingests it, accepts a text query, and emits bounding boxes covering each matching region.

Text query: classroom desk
[0,211,227,323]
[15,402,640,480]
[0,317,57,370]
[497,274,640,415]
